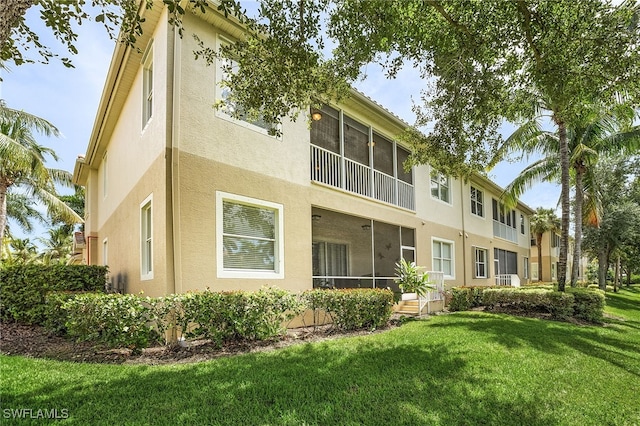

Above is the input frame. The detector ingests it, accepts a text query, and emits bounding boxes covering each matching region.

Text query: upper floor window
[520,214,526,234]
[142,42,153,128]
[217,39,275,135]
[470,186,484,217]
[431,171,450,203]
[102,152,108,198]
[216,192,284,279]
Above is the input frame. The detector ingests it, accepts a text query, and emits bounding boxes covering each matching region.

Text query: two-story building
[72,2,533,305]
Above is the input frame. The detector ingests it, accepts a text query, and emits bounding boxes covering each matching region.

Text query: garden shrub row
[0,264,108,324]
[448,285,605,323]
[56,287,394,351]
[303,288,394,331]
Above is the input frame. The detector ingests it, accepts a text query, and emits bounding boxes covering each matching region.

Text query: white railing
[345,158,371,198]
[374,170,395,205]
[311,145,415,210]
[418,271,445,316]
[398,180,415,210]
[493,221,518,243]
[495,274,520,287]
[311,145,341,187]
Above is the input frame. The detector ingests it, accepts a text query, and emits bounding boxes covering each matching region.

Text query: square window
[217,192,284,278]
[431,171,450,203]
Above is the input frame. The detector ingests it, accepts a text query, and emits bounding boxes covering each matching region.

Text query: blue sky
[1,5,559,241]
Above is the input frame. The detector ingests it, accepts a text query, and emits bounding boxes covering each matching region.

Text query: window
[431,171,450,203]
[217,39,275,134]
[551,233,561,248]
[142,42,153,128]
[551,262,557,280]
[432,238,454,278]
[494,248,518,275]
[474,247,488,278]
[140,195,153,280]
[523,257,529,279]
[520,214,525,234]
[217,192,284,278]
[470,186,484,217]
[531,262,539,281]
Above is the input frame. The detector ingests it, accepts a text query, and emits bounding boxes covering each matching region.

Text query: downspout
[168,18,182,296]
[460,180,467,286]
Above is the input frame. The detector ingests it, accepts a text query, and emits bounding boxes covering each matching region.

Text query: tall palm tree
[529,207,561,282]
[2,236,39,265]
[0,100,82,241]
[501,111,640,286]
[37,226,72,265]
[4,192,47,237]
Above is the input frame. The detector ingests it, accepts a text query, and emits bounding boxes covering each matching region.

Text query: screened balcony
[311,207,416,292]
[310,106,415,211]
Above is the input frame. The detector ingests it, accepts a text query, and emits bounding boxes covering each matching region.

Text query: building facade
[73,4,534,300]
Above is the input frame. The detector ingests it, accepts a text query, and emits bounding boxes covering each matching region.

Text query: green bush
[482,288,589,321]
[0,264,108,324]
[448,286,490,311]
[170,287,303,346]
[302,288,394,331]
[63,293,160,352]
[567,288,605,323]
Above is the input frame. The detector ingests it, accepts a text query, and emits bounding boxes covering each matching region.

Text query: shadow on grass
[3,336,561,426]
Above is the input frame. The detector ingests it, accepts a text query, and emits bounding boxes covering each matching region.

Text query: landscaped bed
[1,287,639,425]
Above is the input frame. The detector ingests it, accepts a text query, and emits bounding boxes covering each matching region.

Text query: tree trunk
[537,233,543,282]
[556,119,570,291]
[0,0,37,46]
[0,182,8,242]
[614,255,620,293]
[571,167,584,287]
[598,249,608,290]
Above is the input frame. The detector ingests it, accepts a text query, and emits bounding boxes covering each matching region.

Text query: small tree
[530,208,561,282]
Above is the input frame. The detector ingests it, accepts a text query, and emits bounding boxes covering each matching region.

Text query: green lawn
[1,287,639,425]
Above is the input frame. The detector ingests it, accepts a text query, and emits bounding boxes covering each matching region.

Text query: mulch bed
[0,320,402,365]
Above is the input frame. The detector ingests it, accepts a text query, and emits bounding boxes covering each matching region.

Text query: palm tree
[1,236,39,265]
[0,100,82,241]
[501,111,640,287]
[529,207,561,282]
[4,192,47,237]
[37,226,72,265]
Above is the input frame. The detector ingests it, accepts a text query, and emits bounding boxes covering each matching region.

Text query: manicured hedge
[302,288,394,331]
[0,264,108,324]
[169,287,303,346]
[447,285,606,324]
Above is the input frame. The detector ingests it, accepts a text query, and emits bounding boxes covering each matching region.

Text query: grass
[1,287,639,425]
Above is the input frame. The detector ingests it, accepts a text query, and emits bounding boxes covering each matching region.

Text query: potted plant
[395,259,433,300]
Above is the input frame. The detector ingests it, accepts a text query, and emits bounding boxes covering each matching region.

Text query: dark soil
[0,320,403,365]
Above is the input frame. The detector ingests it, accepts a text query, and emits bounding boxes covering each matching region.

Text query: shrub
[0,264,108,324]
[482,288,575,320]
[448,286,489,311]
[171,287,303,346]
[302,288,394,331]
[567,288,605,323]
[63,293,160,352]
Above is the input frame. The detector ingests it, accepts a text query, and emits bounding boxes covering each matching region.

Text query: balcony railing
[495,274,521,287]
[311,145,415,210]
[493,220,518,243]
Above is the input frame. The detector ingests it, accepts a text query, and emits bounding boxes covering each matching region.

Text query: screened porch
[311,207,416,292]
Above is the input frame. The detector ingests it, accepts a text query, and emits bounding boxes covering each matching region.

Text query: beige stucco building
[73,3,534,301]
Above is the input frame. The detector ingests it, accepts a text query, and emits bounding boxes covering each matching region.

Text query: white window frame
[551,262,557,280]
[215,36,279,137]
[216,191,284,279]
[523,256,529,279]
[140,194,153,280]
[531,262,539,281]
[430,170,451,204]
[470,186,484,217]
[431,237,455,279]
[142,41,153,129]
[473,246,488,279]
